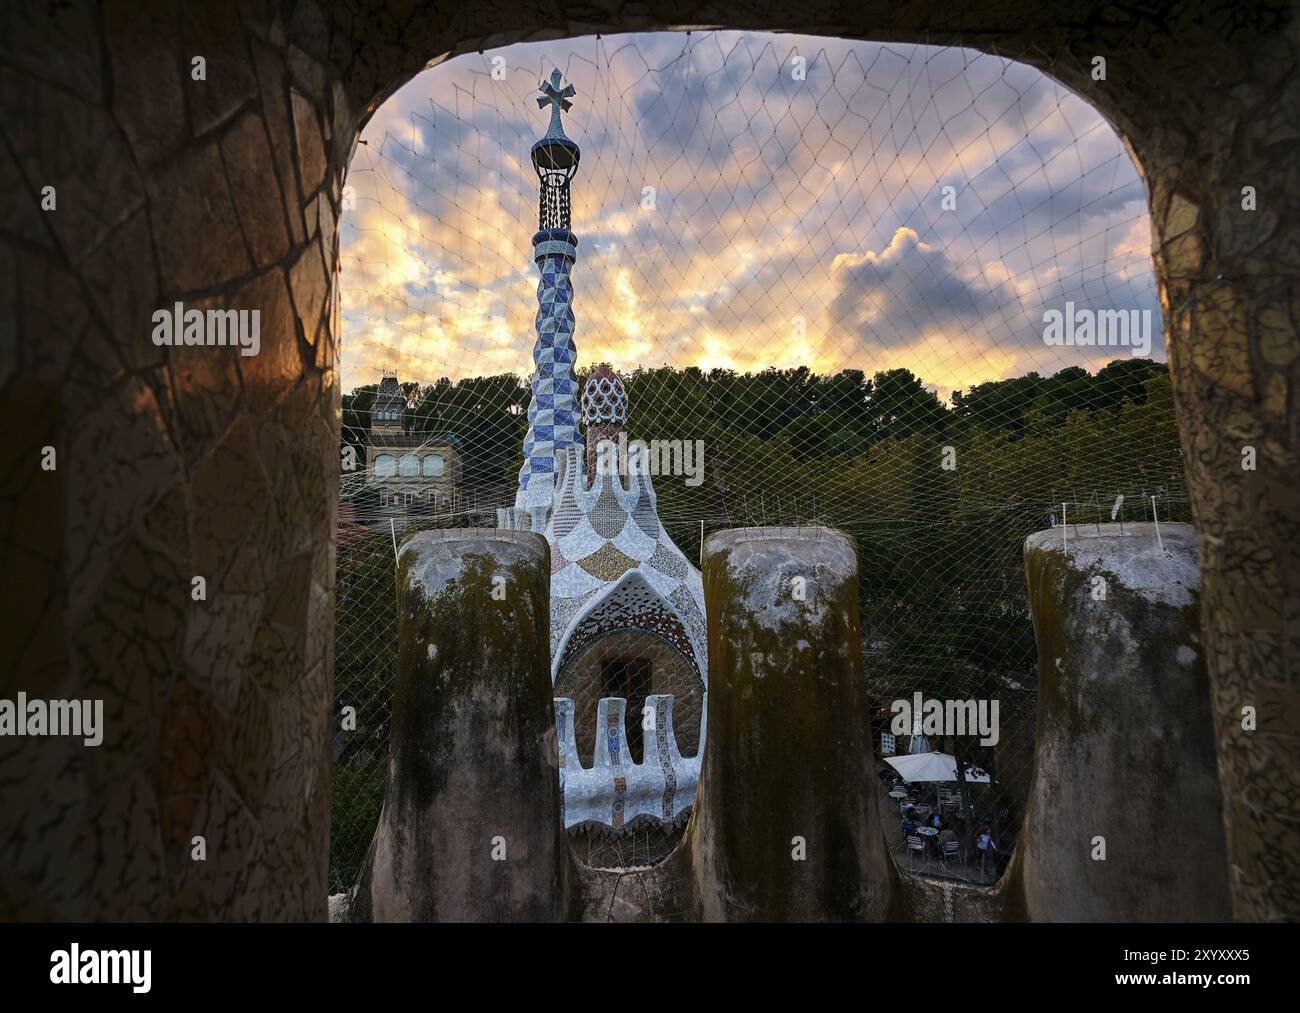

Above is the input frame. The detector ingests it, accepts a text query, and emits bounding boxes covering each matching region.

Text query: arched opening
[329,28,1176,892]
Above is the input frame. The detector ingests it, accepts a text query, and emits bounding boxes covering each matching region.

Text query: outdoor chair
[941,840,963,869]
[906,835,925,870]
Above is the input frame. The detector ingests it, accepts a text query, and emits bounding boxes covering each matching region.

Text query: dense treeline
[341,358,1174,490]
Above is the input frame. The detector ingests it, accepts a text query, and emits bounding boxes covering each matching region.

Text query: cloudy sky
[339,31,1161,400]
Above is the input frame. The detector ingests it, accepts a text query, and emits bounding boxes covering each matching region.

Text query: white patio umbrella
[885,751,991,784]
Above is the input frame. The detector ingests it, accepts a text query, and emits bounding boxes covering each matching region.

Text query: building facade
[364,373,462,513]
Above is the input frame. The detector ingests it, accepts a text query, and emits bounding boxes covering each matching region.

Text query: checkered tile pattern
[547,444,708,686]
[516,244,582,507]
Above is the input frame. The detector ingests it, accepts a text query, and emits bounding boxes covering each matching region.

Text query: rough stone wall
[1137,32,1300,921]
[2,0,1295,920]
[2,1,351,920]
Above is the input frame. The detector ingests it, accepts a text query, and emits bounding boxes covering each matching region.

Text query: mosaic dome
[581,366,628,426]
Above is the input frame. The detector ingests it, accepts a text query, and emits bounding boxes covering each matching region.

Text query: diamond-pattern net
[329,31,1186,893]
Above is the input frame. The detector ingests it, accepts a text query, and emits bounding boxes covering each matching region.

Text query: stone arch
[3,1,1295,921]
[556,626,704,763]
[555,570,707,764]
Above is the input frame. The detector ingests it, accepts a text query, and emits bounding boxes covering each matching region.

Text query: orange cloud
[338,32,1160,399]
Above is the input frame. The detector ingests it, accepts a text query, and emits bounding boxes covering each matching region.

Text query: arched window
[374,454,396,477]
[399,453,420,477]
[422,454,444,477]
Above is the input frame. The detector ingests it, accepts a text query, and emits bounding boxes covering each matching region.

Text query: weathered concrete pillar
[690,527,896,921]
[343,530,564,921]
[1010,522,1231,921]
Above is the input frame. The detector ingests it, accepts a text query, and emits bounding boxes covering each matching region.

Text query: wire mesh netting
[329,31,1187,893]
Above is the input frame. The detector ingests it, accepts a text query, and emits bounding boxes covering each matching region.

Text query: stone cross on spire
[537,69,575,140]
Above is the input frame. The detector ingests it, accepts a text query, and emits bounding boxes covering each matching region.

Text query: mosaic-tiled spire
[513,70,583,531]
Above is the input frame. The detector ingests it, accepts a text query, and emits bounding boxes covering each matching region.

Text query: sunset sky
[338,31,1161,401]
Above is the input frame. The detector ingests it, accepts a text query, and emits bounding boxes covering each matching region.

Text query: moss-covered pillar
[1012,522,1231,921]
[343,530,563,921]
[690,526,895,921]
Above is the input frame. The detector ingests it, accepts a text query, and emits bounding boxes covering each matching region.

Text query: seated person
[930,813,942,829]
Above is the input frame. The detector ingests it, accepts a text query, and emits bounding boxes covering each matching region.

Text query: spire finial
[537,68,575,139]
